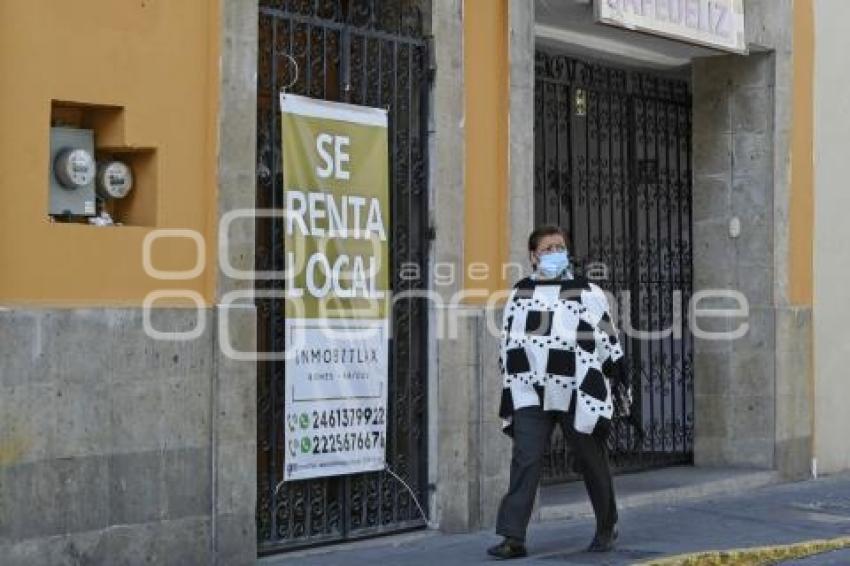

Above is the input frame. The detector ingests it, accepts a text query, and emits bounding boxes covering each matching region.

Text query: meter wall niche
[48,127,96,217]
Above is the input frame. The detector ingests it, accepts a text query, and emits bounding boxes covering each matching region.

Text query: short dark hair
[528,225,568,253]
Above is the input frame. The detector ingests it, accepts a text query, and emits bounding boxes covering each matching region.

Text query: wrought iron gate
[256,0,430,553]
[534,52,694,483]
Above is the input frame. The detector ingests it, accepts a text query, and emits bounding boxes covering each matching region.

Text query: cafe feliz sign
[596,0,747,54]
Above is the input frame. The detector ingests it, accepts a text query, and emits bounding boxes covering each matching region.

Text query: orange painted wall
[463,0,510,301]
[790,0,814,308]
[0,0,219,306]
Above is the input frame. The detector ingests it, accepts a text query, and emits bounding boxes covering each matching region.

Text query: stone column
[692,52,777,469]
[429,0,536,534]
[508,0,536,276]
[429,0,477,533]
[211,0,258,563]
[692,0,812,478]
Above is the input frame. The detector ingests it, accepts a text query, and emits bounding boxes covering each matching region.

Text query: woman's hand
[613,381,633,418]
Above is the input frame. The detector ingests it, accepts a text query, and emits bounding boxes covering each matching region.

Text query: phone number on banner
[288,407,386,432]
[296,431,387,455]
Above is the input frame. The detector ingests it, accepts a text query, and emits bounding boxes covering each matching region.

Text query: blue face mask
[537,250,570,279]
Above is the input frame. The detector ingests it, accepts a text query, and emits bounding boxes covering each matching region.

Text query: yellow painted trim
[639,535,850,566]
[204,0,221,303]
[463,0,510,302]
[790,0,814,307]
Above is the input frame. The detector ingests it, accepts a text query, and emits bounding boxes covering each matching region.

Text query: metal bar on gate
[405,40,415,522]
[258,6,427,47]
[652,92,662,457]
[361,35,368,104]
[306,23,312,96]
[628,88,642,462]
[389,37,400,523]
[665,100,675,455]
[269,13,280,543]
[322,26,327,99]
[683,101,696,458]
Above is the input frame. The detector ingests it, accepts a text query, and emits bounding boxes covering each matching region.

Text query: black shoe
[587,530,615,553]
[487,537,528,559]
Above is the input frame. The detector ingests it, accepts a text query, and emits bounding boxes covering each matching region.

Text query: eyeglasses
[536,243,567,253]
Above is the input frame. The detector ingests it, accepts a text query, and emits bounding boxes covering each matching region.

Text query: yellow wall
[463,0,510,301]
[0,0,219,306]
[790,0,814,308]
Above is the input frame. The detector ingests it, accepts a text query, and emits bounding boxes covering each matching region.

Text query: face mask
[537,250,570,279]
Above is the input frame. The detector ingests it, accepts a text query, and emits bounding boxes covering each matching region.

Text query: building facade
[0,0,848,563]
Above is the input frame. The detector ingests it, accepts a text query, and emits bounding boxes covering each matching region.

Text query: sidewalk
[538,465,779,522]
[263,471,850,565]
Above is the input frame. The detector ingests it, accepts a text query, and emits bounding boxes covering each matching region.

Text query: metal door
[534,52,694,482]
[255,0,430,552]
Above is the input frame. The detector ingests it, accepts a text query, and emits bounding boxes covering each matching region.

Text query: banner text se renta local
[284,132,388,301]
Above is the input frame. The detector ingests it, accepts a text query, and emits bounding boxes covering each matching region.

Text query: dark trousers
[495,406,618,542]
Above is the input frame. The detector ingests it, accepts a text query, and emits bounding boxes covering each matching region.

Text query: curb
[638,535,850,565]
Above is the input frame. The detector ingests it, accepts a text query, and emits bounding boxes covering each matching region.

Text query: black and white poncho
[498,273,627,437]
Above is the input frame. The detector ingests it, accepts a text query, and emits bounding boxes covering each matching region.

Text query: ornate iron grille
[534,52,694,483]
[256,0,430,553]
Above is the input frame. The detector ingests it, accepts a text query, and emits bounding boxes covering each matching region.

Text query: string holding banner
[280,52,299,93]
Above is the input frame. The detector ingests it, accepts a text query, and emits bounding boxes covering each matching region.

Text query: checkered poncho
[498,274,626,436]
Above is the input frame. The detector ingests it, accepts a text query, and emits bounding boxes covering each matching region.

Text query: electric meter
[96,161,133,199]
[54,148,96,189]
[48,127,96,217]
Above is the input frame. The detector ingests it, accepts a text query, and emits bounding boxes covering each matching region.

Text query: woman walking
[487,225,632,559]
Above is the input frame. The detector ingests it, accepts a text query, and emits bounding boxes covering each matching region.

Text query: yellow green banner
[280,94,391,482]
[281,95,390,320]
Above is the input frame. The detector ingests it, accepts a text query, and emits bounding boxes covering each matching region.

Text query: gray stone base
[0,307,257,565]
[0,517,210,566]
[435,306,512,533]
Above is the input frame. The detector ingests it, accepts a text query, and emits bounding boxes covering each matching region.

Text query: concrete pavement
[262,471,850,565]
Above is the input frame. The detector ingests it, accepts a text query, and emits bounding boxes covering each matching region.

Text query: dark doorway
[534,52,695,483]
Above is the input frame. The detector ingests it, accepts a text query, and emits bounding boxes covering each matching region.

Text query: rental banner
[280,94,390,482]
